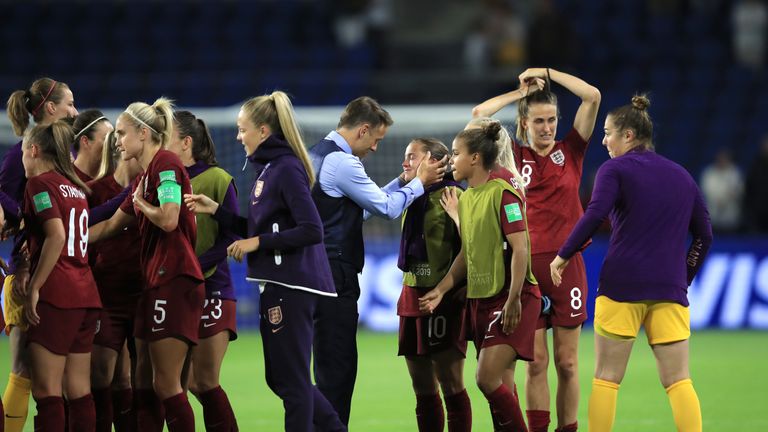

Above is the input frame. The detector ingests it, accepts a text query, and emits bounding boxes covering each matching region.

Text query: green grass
[0,329,766,431]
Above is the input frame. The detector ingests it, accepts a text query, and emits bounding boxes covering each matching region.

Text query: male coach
[309,96,445,425]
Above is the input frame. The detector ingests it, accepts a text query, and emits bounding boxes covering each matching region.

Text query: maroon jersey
[489,165,522,192]
[74,165,93,183]
[88,174,143,304]
[500,191,539,298]
[513,128,588,254]
[23,171,100,309]
[120,150,203,289]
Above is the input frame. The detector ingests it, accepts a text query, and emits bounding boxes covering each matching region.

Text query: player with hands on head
[472,67,600,432]
[550,95,712,432]
[419,121,541,432]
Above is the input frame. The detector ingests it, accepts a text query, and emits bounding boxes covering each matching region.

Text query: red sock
[555,422,578,432]
[198,386,237,432]
[162,392,195,432]
[68,394,96,432]
[112,388,135,432]
[490,385,520,430]
[527,410,550,432]
[414,393,444,432]
[93,387,113,432]
[135,388,164,432]
[35,396,65,432]
[485,384,527,432]
[444,389,472,432]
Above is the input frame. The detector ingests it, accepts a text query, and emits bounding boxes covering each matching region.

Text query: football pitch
[0,329,765,431]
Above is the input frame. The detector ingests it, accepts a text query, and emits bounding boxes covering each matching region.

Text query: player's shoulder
[152,150,185,171]
[27,170,64,189]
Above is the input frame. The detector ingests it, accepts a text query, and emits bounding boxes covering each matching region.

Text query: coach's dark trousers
[261,283,346,432]
[313,259,360,426]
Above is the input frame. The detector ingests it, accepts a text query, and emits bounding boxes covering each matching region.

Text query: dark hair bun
[631,94,650,111]
[483,121,502,142]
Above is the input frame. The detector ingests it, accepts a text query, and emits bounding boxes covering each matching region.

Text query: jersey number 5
[67,208,89,258]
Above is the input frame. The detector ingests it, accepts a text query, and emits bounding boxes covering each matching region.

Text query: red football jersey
[489,165,525,193]
[513,128,588,254]
[88,174,143,304]
[74,165,93,183]
[119,150,203,289]
[23,171,101,309]
[499,190,538,297]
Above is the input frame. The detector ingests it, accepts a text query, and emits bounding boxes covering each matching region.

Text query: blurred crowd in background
[1,0,767,235]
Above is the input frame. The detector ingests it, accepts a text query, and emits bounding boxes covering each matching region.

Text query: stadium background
[0,0,766,430]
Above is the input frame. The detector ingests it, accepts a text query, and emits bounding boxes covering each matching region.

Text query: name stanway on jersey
[23,171,100,309]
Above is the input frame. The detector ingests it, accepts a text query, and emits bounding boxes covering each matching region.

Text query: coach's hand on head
[183,193,219,215]
[416,151,447,185]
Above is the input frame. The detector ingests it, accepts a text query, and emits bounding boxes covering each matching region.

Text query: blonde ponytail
[272,91,315,187]
[123,97,175,147]
[242,91,315,187]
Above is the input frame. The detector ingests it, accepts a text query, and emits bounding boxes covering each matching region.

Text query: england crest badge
[268,306,283,325]
[550,149,565,166]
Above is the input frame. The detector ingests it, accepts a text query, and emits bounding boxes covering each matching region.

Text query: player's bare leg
[190,331,237,432]
[149,337,194,431]
[589,332,633,432]
[91,345,119,389]
[553,325,581,428]
[525,328,550,410]
[652,340,701,432]
[190,331,229,394]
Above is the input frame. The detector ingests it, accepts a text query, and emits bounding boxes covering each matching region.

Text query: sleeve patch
[158,182,182,205]
[159,170,177,184]
[504,202,522,223]
[33,191,52,213]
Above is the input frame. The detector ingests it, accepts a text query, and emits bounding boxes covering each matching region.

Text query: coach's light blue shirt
[319,131,424,220]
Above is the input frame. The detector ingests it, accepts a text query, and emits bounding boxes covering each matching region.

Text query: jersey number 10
[67,208,89,258]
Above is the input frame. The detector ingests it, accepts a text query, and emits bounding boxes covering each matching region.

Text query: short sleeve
[563,128,589,160]
[500,190,526,235]
[26,176,62,222]
[153,154,184,189]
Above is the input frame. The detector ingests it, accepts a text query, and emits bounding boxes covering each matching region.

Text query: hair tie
[30,80,57,117]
